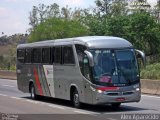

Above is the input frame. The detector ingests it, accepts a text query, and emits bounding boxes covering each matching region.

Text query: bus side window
[63,46,75,65]
[54,47,61,64]
[32,48,42,63]
[25,49,31,63]
[17,49,25,63]
[50,47,54,64]
[42,48,50,64]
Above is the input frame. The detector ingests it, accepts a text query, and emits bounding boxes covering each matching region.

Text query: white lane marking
[74,111,89,114]
[25,99,46,105]
[74,110,97,115]
[142,94,160,99]
[0,93,8,97]
[11,97,22,100]
[0,79,16,82]
[108,118,117,120]
[48,104,65,110]
[25,99,40,104]
[2,85,15,87]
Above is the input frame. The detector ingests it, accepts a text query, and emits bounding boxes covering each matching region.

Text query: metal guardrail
[141,79,160,96]
[0,70,16,80]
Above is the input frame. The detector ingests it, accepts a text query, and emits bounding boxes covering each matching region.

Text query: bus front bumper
[92,90,141,105]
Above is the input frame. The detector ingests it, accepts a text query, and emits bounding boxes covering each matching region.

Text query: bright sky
[0,0,157,36]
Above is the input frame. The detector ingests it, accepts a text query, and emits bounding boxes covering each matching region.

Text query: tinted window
[42,48,50,63]
[51,47,54,63]
[75,44,87,73]
[54,47,61,64]
[25,49,31,63]
[63,46,75,64]
[32,48,41,63]
[17,49,25,63]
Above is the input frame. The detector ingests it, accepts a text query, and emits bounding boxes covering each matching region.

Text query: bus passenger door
[83,79,93,104]
[82,57,93,104]
[43,65,55,97]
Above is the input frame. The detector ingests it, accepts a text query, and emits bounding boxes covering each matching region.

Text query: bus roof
[17,36,133,49]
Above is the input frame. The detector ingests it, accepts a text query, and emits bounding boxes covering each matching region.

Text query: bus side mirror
[84,50,94,67]
[135,49,146,68]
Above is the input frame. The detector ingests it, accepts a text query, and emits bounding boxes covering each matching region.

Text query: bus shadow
[22,96,149,113]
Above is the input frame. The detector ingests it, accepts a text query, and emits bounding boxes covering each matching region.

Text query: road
[0,79,160,120]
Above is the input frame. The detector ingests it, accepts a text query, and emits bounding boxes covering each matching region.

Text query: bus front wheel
[72,89,81,108]
[111,103,121,108]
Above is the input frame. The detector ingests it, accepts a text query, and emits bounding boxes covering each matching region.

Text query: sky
[0,0,157,36]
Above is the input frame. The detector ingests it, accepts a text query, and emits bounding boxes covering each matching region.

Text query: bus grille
[106,91,134,96]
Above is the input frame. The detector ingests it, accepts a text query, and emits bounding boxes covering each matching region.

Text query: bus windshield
[90,49,139,86]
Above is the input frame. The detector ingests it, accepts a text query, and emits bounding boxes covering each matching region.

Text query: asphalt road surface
[0,79,160,120]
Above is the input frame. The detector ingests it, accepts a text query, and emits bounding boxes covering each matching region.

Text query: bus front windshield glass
[90,49,139,86]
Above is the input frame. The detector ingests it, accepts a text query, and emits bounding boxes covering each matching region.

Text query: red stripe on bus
[96,86,119,91]
[34,67,43,95]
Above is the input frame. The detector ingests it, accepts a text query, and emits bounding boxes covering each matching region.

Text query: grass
[141,63,160,80]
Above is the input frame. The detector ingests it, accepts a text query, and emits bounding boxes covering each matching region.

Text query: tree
[29,6,38,29]
[95,0,128,17]
[153,0,160,23]
[105,15,129,38]
[110,0,128,16]
[104,12,160,55]
[29,4,49,29]
[95,0,113,16]
[46,3,60,18]
[129,0,151,13]
[78,8,107,35]
[28,2,160,56]
[61,5,72,19]
[129,13,160,55]
[28,18,89,42]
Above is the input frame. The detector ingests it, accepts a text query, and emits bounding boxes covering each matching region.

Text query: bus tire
[72,89,81,108]
[111,103,121,108]
[30,83,37,100]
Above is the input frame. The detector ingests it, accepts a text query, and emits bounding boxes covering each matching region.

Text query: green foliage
[128,13,160,55]
[28,1,160,56]
[28,18,89,42]
[104,13,160,55]
[105,15,129,38]
[0,55,16,71]
[10,65,16,71]
[141,63,160,80]
[95,0,128,16]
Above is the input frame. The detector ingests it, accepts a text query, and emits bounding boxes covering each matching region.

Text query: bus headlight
[97,89,103,93]
[136,87,140,91]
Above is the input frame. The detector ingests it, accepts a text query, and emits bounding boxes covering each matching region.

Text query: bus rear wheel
[30,84,37,100]
[72,89,81,108]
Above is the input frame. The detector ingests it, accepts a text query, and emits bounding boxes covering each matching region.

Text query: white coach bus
[17,36,145,108]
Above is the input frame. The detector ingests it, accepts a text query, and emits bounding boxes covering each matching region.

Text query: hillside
[0,34,28,56]
[0,34,28,70]
[0,45,12,56]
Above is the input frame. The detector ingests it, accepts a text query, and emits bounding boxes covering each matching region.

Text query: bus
[17,36,146,108]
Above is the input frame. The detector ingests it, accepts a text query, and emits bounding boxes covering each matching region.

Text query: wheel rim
[74,92,79,106]
[74,94,78,104]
